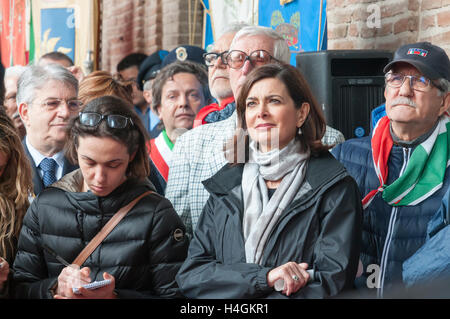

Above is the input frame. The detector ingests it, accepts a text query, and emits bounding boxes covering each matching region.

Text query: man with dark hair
[39,51,86,82]
[147,61,211,195]
[39,51,74,67]
[117,52,147,74]
[117,53,148,126]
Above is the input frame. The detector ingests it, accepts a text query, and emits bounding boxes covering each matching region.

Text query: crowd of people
[0,24,449,299]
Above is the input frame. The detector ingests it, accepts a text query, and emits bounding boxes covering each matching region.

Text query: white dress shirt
[25,136,65,181]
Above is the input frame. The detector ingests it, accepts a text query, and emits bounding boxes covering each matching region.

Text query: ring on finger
[292,275,299,281]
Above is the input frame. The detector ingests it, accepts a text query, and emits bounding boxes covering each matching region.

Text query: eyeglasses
[224,50,277,69]
[385,72,442,92]
[203,51,228,67]
[37,98,83,111]
[79,112,134,129]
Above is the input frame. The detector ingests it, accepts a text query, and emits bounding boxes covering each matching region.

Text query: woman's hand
[0,258,9,292]
[54,265,91,298]
[54,272,117,299]
[267,262,310,296]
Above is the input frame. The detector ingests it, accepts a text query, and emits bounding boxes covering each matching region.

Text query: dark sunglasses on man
[79,112,134,129]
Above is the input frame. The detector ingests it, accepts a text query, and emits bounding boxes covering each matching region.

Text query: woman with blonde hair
[0,111,33,298]
[78,71,133,105]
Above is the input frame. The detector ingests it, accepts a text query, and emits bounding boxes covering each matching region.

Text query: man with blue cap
[137,50,169,139]
[332,41,450,297]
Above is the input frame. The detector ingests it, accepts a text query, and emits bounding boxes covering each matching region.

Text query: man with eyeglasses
[146,61,211,196]
[332,42,450,297]
[117,53,149,127]
[17,64,80,196]
[193,24,247,127]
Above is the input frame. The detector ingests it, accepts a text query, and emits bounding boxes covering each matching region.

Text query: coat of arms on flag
[407,48,428,57]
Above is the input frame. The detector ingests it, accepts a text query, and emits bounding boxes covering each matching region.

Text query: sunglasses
[79,112,134,129]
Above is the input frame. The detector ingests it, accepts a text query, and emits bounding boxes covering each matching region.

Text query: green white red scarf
[362,114,450,209]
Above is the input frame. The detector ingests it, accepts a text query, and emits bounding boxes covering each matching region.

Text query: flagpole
[84,1,94,74]
[317,0,323,51]
[9,0,16,65]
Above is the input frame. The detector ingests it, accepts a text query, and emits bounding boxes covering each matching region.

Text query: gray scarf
[243,138,310,264]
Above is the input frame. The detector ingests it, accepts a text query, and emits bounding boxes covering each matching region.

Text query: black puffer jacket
[176,152,363,298]
[12,169,189,299]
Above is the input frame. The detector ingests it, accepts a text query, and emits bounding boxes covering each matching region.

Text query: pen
[42,244,71,267]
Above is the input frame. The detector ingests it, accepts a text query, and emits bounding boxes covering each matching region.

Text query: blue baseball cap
[384,42,450,81]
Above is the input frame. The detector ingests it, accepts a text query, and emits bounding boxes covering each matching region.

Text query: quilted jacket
[332,136,450,297]
[12,169,189,299]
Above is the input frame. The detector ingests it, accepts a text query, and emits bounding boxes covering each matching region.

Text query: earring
[298,127,302,135]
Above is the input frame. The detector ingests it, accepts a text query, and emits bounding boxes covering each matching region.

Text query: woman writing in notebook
[12,96,189,299]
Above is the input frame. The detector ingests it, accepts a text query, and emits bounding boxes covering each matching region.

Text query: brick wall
[162,0,203,51]
[327,0,450,56]
[99,0,203,73]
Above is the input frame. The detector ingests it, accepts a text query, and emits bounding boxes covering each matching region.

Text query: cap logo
[176,47,188,61]
[407,48,428,57]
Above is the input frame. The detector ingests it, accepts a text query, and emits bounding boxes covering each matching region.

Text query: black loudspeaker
[296,50,393,139]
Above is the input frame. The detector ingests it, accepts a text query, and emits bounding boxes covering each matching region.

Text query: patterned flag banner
[40,7,75,61]
[31,0,99,72]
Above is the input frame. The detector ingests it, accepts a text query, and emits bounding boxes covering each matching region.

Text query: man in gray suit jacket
[17,64,80,196]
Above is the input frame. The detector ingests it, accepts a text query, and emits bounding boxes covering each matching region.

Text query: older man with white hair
[18,64,80,196]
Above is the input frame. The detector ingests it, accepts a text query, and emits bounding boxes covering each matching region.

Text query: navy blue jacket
[332,136,450,297]
[402,185,450,293]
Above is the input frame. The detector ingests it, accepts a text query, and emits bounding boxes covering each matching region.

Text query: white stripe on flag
[388,182,417,205]
[408,182,443,206]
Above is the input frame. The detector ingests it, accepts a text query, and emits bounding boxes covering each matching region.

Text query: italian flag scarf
[362,114,450,209]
